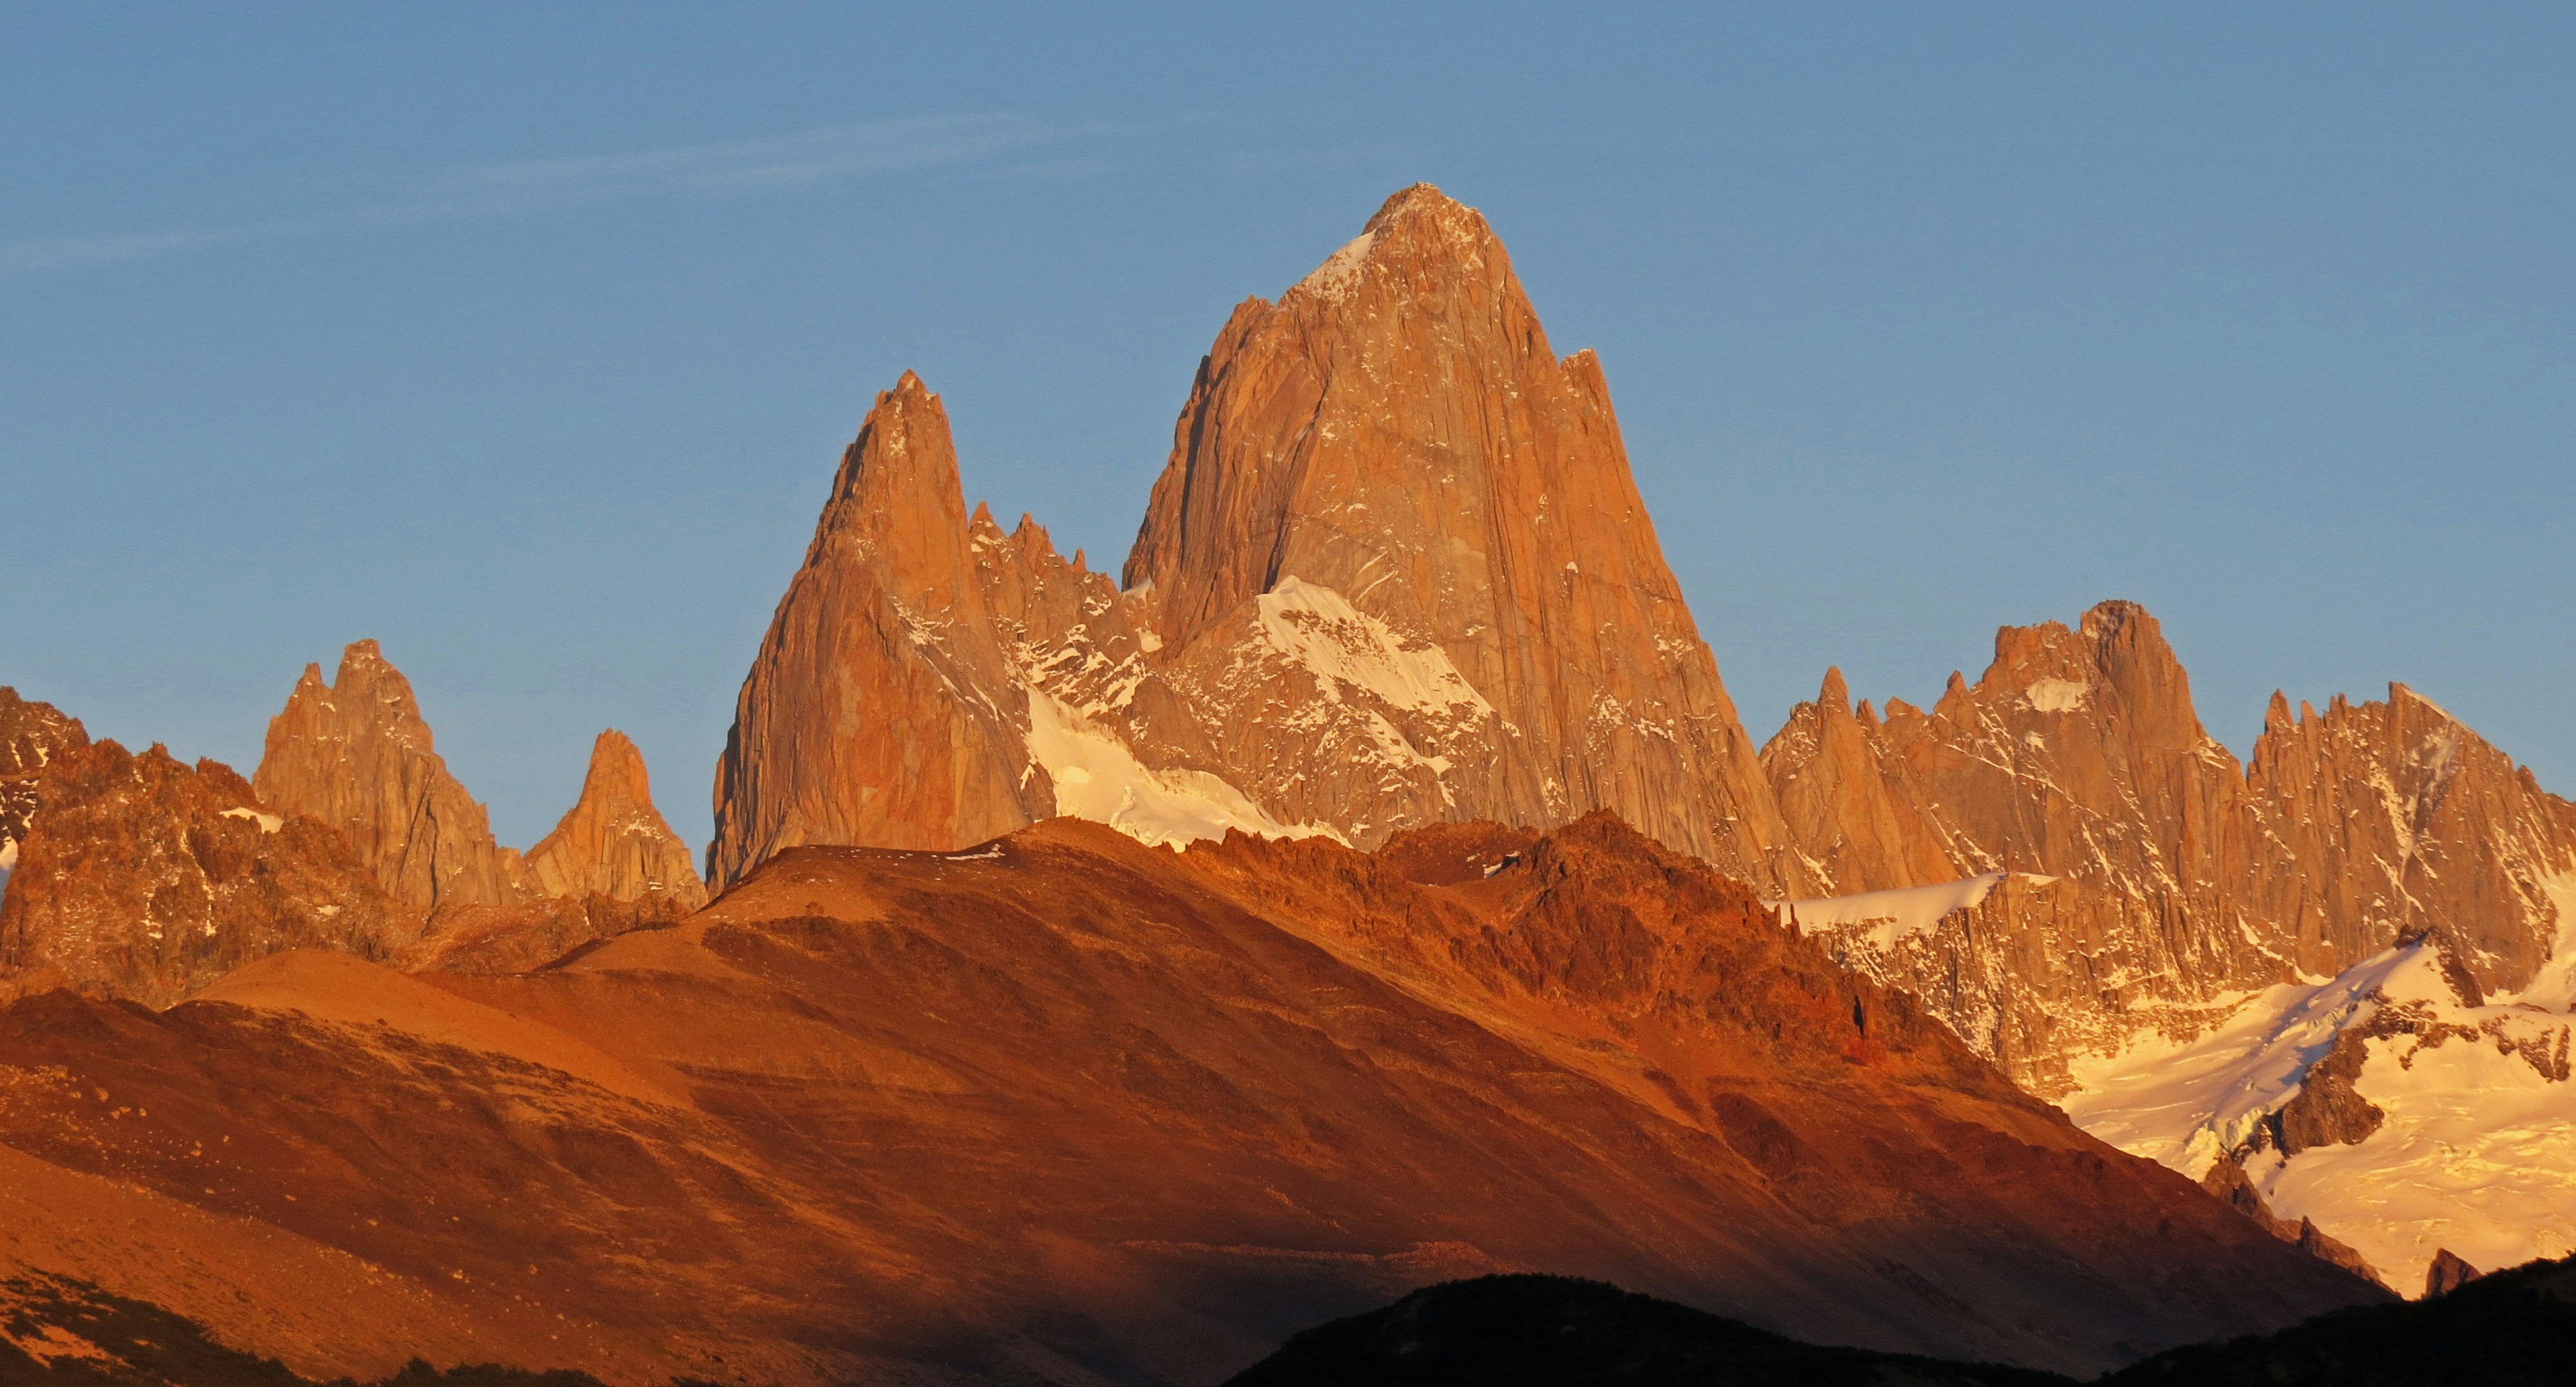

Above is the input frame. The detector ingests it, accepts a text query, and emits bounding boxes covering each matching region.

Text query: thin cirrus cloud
[1,113,1095,276]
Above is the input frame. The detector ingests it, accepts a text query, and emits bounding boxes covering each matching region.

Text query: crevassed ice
[1256,576,1493,719]
[1768,872,2012,950]
[2063,911,2576,1296]
[1022,690,1341,852]
[2059,946,2416,1178]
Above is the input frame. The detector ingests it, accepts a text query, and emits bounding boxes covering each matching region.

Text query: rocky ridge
[708,185,1808,892]
[1761,603,2576,1095]
[0,739,414,1007]
[0,649,705,1004]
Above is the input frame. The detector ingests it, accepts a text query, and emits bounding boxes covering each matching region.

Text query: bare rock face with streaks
[2247,684,2576,994]
[709,186,1805,892]
[0,739,413,1006]
[254,641,532,912]
[523,729,706,910]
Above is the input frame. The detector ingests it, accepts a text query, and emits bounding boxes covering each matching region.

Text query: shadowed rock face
[0,815,2378,1385]
[254,641,531,913]
[0,739,415,1006]
[708,186,1807,892]
[1760,603,2576,1093]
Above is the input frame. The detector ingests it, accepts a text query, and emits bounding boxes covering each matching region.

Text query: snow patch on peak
[1770,872,2010,950]
[221,807,284,834]
[1292,231,1376,303]
[2025,678,2090,714]
[1023,691,1340,852]
[1256,576,1493,719]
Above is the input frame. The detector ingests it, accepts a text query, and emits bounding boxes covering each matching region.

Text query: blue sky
[7,3,2570,852]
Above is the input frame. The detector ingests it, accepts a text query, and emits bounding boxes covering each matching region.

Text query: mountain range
[3,184,2567,1381]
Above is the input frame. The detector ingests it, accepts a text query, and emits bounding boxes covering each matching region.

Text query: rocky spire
[524,730,707,907]
[252,640,529,911]
[706,372,1050,887]
[2247,680,2576,992]
[1760,667,1955,894]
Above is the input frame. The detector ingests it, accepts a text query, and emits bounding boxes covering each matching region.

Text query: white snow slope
[1023,690,1340,852]
[2063,887,2576,1295]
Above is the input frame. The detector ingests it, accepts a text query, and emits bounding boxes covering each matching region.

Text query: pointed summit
[1118,186,1802,883]
[254,640,528,911]
[708,373,1051,886]
[525,731,706,907]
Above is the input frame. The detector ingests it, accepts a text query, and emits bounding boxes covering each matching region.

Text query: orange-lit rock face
[0,814,2376,1384]
[254,640,530,912]
[0,739,413,1006]
[523,729,706,909]
[1760,602,2576,1092]
[710,187,1804,892]
[705,372,1055,886]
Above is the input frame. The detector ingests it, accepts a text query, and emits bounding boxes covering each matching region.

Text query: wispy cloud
[3,113,1091,276]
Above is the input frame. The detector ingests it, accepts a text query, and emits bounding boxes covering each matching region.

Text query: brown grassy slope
[0,815,2378,1385]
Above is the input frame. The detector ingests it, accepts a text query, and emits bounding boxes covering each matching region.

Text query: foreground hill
[1227,1255,2576,1387]
[0,815,2372,1384]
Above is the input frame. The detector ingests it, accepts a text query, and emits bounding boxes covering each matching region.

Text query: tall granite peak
[1118,183,1799,879]
[524,730,707,909]
[253,640,530,912]
[707,373,1049,886]
[706,188,1812,888]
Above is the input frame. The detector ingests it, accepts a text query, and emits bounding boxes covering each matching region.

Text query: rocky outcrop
[523,730,705,909]
[0,740,413,1005]
[0,688,89,885]
[253,641,530,912]
[2200,1159,2381,1286]
[2424,1249,2482,1297]
[710,186,1807,891]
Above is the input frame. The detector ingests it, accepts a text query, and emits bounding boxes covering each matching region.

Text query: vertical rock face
[1,689,90,884]
[1760,668,1951,893]
[2247,684,2576,992]
[523,730,706,908]
[0,739,412,1006]
[706,373,1053,885]
[710,187,1806,892]
[252,641,530,913]
[1126,185,1797,882]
